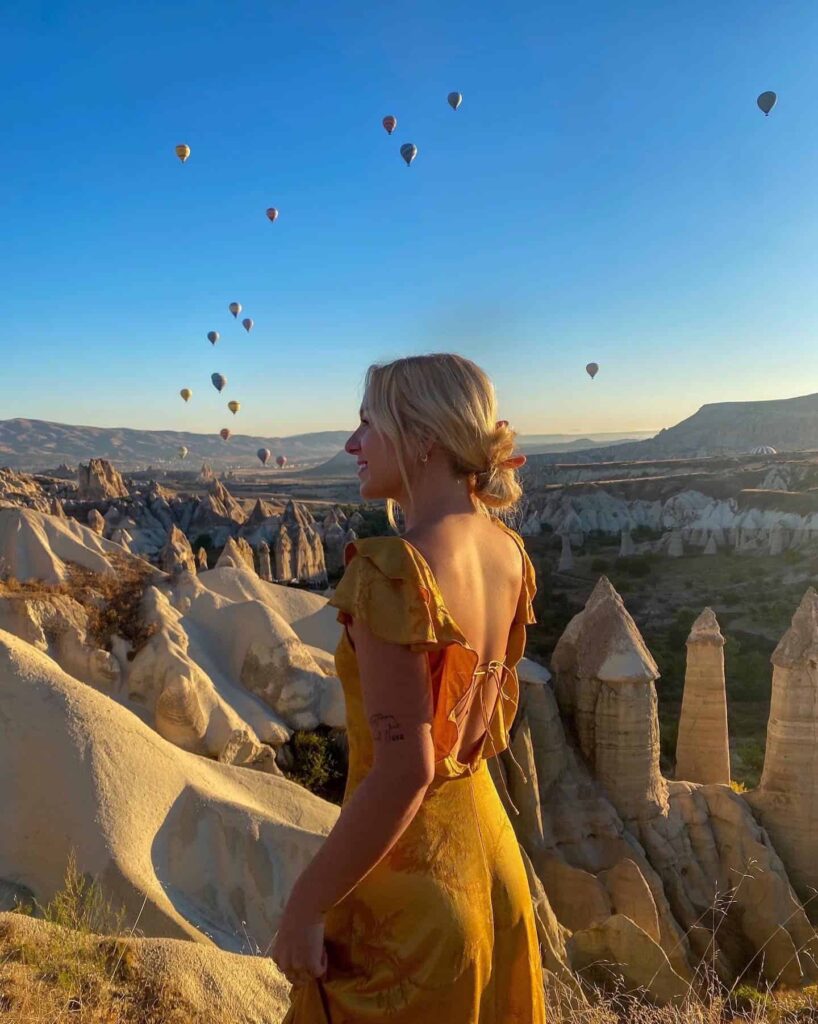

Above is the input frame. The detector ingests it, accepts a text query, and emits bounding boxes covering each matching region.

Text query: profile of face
[344,405,407,501]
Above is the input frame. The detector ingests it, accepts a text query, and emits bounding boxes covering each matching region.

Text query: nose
[345,431,360,455]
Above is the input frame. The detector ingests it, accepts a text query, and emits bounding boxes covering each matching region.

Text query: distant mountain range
[534,393,818,464]
[5,393,814,473]
[0,419,351,470]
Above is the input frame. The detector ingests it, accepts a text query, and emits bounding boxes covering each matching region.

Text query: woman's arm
[285,618,436,919]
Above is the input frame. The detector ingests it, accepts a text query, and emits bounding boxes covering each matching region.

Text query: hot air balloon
[175,144,190,163]
[447,92,462,111]
[400,143,417,167]
[211,373,227,393]
[229,302,241,318]
[228,400,240,415]
[178,446,189,459]
[757,91,777,116]
[382,115,397,135]
[585,362,599,379]
[179,388,192,402]
[220,428,231,441]
[257,448,271,466]
[207,331,219,345]
[242,318,253,333]
[276,454,287,468]
[266,207,279,222]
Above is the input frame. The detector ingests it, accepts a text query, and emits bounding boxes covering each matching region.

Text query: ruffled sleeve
[327,536,461,649]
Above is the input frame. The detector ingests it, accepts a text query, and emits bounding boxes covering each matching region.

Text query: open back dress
[282,517,546,1023]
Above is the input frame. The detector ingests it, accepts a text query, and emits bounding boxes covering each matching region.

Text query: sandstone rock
[619,529,635,557]
[77,458,129,500]
[323,521,347,574]
[275,501,328,587]
[347,511,364,533]
[196,547,209,571]
[667,529,684,557]
[557,533,573,572]
[552,577,667,820]
[160,525,197,576]
[703,534,718,555]
[568,915,690,1006]
[747,588,818,911]
[258,541,273,582]
[675,608,729,785]
[0,508,119,584]
[86,508,105,535]
[216,536,255,572]
[49,498,66,519]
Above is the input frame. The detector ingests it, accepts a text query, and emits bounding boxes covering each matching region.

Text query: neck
[398,471,480,532]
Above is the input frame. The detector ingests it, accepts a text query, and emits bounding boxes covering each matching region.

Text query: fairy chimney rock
[258,541,273,582]
[558,533,573,573]
[675,608,729,785]
[747,588,818,906]
[552,576,666,820]
[77,459,129,500]
[160,525,197,576]
[216,536,256,572]
[619,529,635,558]
[196,547,209,572]
[86,508,105,535]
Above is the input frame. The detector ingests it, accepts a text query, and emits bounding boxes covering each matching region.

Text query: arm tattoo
[369,713,405,743]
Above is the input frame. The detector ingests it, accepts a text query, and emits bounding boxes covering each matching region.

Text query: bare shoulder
[403,516,522,575]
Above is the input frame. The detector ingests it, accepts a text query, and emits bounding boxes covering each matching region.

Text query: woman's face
[345,405,405,500]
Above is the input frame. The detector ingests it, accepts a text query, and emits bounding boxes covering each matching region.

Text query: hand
[270,898,328,988]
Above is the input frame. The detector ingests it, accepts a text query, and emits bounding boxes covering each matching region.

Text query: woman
[273,353,546,1022]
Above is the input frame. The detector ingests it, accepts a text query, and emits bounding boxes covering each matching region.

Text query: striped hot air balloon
[382,115,397,135]
[400,143,417,167]
[220,428,231,441]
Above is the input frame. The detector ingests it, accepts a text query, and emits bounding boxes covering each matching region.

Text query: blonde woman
[274,354,546,1022]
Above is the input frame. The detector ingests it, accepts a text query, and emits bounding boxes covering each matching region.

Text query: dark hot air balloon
[242,318,253,333]
[220,428,231,441]
[276,454,287,468]
[757,91,777,116]
[229,302,241,318]
[382,115,397,135]
[400,143,417,167]
[586,362,599,379]
[266,208,278,222]
[211,373,227,393]
[257,448,271,466]
[207,331,219,345]
[447,92,462,111]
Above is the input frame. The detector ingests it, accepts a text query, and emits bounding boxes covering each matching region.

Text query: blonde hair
[361,353,524,532]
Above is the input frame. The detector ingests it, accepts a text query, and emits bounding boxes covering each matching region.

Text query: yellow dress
[282,518,546,1023]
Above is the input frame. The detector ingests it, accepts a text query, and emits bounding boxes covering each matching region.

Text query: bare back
[402,515,524,765]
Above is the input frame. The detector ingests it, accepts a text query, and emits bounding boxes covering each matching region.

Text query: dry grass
[0,854,189,1022]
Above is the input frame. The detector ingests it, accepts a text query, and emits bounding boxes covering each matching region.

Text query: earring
[420,453,429,463]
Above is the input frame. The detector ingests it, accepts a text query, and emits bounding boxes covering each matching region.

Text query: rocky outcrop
[552,576,667,821]
[160,525,197,576]
[675,608,729,785]
[216,536,255,572]
[86,508,105,535]
[275,501,327,587]
[557,534,573,572]
[77,458,129,500]
[746,588,818,911]
[258,541,273,582]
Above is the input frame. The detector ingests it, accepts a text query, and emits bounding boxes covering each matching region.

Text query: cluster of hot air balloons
[382,91,463,167]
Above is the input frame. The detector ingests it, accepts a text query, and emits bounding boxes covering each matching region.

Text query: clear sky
[2,0,817,438]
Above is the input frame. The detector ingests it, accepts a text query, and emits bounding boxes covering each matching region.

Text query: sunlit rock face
[746,587,818,911]
[159,524,197,576]
[274,501,328,587]
[77,458,129,500]
[675,608,729,786]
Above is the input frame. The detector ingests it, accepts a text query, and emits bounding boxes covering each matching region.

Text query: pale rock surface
[217,535,256,572]
[170,571,345,732]
[0,591,119,690]
[86,508,106,535]
[747,588,818,912]
[160,524,197,576]
[275,501,328,587]
[568,915,690,1005]
[675,608,730,785]
[618,528,635,557]
[703,534,718,555]
[324,520,347,574]
[196,546,209,571]
[347,511,364,533]
[258,540,273,582]
[77,458,129,500]
[49,498,67,519]
[0,629,336,950]
[0,508,123,584]
[552,576,667,820]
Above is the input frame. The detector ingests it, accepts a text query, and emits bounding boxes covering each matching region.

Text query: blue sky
[2,0,817,437]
